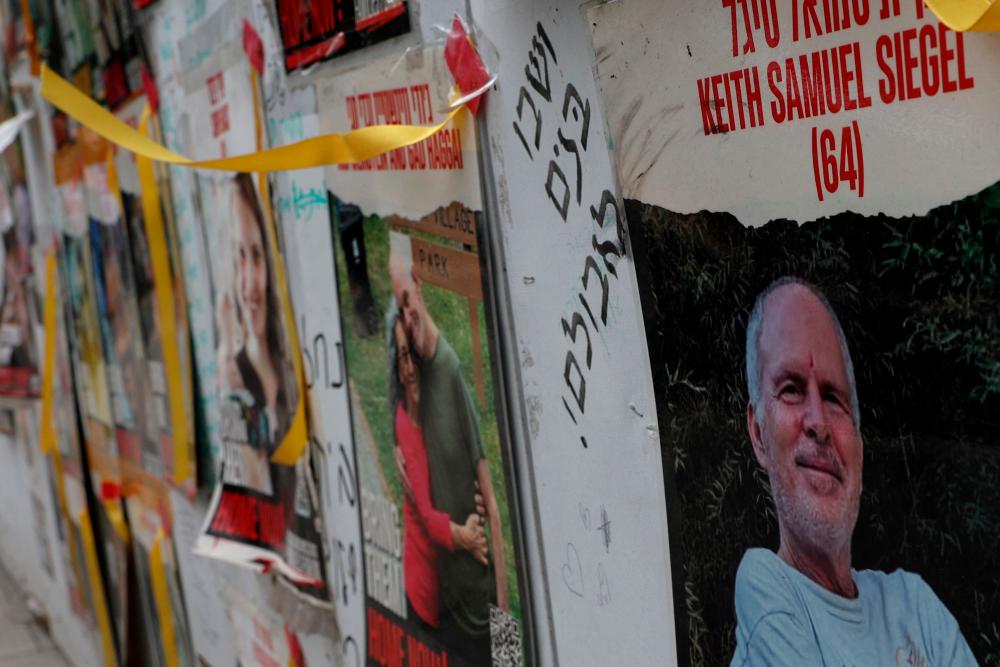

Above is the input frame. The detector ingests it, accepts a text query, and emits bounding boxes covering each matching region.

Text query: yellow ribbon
[103,498,130,542]
[40,63,466,171]
[925,0,1000,30]
[246,70,309,466]
[39,251,58,454]
[137,106,193,484]
[149,528,180,667]
[79,509,118,667]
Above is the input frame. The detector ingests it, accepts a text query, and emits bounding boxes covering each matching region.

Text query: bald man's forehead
[759,285,848,379]
[761,284,830,329]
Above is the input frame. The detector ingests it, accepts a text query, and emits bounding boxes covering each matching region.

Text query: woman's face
[234,192,268,342]
[395,321,419,410]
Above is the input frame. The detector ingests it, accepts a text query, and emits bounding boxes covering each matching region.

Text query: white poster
[268,81,364,664]
[468,0,678,664]
[589,0,1000,227]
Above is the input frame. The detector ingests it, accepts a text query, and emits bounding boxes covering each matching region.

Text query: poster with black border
[589,1,1000,665]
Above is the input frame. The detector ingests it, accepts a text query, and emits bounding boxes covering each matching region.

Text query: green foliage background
[627,184,1000,666]
[333,213,521,623]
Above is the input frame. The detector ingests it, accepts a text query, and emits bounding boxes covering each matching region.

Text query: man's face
[748,286,863,553]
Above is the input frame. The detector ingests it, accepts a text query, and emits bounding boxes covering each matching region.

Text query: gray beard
[770,472,859,558]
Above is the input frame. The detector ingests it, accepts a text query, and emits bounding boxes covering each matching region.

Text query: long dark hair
[232,173,287,409]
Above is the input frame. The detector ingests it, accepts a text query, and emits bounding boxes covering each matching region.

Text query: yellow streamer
[149,528,180,667]
[925,0,1000,31]
[40,63,466,171]
[247,69,309,466]
[39,251,58,454]
[137,106,193,485]
[79,510,118,667]
[103,499,129,543]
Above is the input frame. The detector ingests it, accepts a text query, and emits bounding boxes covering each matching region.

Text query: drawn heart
[561,543,584,598]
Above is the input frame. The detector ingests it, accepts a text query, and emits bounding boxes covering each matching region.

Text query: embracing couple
[387,236,507,665]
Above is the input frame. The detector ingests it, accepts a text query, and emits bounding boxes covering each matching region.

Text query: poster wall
[320,43,528,666]
[590,1,1000,665]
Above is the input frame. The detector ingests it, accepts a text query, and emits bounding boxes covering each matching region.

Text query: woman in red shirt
[392,317,486,630]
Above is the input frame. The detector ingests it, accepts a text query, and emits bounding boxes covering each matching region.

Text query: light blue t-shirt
[730,548,978,667]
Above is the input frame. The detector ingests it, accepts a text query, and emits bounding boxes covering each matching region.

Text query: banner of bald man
[589,1,1000,665]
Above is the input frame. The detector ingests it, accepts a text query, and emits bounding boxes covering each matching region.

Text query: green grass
[334,213,521,622]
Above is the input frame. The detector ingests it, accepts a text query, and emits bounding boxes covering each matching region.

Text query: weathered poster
[267,80,364,653]
[274,0,411,70]
[105,93,197,667]
[19,407,55,578]
[79,125,156,487]
[55,126,132,667]
[0,123,41,398]
[467,1,678,663]
[113,94,196,491]
[320,44,527,667]
[50,283,101,633]
[143,2,222,486]
[128,496,196,667]
[181,2,323,590]
[51,0,97,75]
[227,591,308,667]
[590,2,1000,665]
[53,136,116,487]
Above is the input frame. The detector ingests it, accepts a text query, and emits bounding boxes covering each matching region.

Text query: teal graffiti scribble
[186,48,211,69]
[277,180,326,222]
[185,0,207,28]
[271,111,305,143]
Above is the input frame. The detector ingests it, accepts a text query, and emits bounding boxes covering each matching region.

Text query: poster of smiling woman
[183,1,326,593]
[588,1,1000,665]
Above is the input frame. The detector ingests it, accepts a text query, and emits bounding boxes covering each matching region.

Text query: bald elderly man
[730,277,976,666]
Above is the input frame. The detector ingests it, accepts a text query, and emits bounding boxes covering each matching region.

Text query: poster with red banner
[274,0,410,71]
